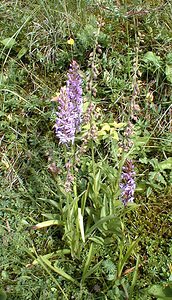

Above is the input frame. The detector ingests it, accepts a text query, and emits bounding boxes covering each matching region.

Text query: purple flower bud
[120,159,136,206]
[54,61,83,144]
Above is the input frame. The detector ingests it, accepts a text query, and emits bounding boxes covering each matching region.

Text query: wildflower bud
[93,73,97,80]
[88,53,94,62]
[93,66,99,76]
[132,103,141,112]
[96,44,102,54]
[90,124,98,139]
[65,161,74,192]
[86,81,92,92]
[65,161,72,170]
[92,87,97,97]
[86,74,91,82]
[92,66,99,80]
[65,172,74,192]
[48,162,61,176]
[83,102,95,124]
[124,122,134,137]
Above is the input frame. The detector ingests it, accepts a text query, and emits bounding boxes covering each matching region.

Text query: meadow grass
[0,0,172,299]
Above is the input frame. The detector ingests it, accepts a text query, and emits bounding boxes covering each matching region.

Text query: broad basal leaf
[1,37,16,48]
[143,51,161,68]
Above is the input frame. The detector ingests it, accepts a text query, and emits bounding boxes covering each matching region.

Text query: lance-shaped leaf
[32,220,63,230]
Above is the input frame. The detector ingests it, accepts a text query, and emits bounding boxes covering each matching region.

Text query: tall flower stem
[71,143,77,198]
[114,152,125,199]
[54,60,83,258]
[91,139,99,208]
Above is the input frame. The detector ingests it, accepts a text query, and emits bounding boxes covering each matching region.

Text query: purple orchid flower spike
[120,159,136,206]
[54,61,83,145]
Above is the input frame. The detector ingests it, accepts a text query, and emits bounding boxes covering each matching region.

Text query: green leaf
[1,37,16,48]
[166,52,172,64]
[165,65,172,83]
[88,236,104,245]
[156,172,166,185]
[159,158,172,170]
[112,121,126,128]
[82,243,94,283]
[86,215,116,237]
[146,186,152,197]
[91,214,121,237]
[143,51,161,68]
[129,255,140,300]
[38,256,78,285]
[0,290,7,300]
[133,136,150,146]
[83,101,90,113]
[78,208,85,243]
[81,244,103,283]
[34,255,68,299]
[81,186,89,215]
[110,129,119,140]
[84,260,103,279]
[93,170,101,195]
[17,47,27,59]
[98,130,107,136]
[32,253,56,265]
[103,260,117,281]
[148,284,172,299]
[118,240,138,278]
[0,72,7,84]
[101,123,111,131]
[32,219,63,229]
[31,249,71,265]
[139,157,148,164]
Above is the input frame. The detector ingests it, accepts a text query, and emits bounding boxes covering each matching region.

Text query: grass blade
[38,256,79,285]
